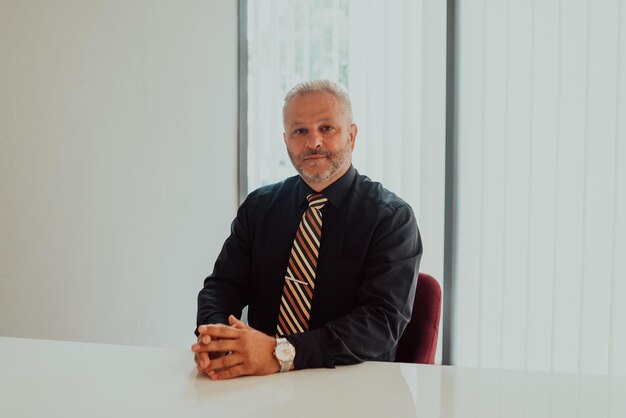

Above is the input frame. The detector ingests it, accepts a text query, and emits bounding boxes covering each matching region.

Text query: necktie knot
[307,193,327,210]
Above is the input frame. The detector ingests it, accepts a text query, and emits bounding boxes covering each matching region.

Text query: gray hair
[282,79,353,125]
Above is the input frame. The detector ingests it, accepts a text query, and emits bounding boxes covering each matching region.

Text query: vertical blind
[454,0,626,375]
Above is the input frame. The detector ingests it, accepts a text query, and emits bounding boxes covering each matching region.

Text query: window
[244,0,447,362]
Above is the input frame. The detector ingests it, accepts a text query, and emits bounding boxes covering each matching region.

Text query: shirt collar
[296,165,356,209]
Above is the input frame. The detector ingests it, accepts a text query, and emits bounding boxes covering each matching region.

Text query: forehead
[284,92,344,125]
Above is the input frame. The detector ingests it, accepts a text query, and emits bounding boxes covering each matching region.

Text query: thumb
[228,315,248,329]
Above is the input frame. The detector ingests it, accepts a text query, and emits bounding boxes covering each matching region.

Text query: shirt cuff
[286,329,335,369]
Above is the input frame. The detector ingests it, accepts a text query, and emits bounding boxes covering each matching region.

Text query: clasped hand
[191,315,279,380]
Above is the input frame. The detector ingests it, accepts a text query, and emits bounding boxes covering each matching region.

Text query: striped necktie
[276,193,328,336]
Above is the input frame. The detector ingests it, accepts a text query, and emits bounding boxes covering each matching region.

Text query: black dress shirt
[196,165,422,369]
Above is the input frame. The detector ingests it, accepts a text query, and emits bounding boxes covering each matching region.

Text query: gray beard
[288,140,352,185]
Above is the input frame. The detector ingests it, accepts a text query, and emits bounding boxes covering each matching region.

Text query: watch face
[276,341,295,362]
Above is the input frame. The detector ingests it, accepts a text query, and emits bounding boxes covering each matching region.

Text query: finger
[191,337,211,352]
[197,323,226,335]
[208,363,248,381]
[191,342,209,353]
[206,352,244,372]
[199,324,242,339]
[192,339,239,354]
[195,352,211,371]
[228,315,248,329]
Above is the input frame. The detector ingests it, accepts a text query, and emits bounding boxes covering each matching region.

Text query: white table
[0,336,624,417]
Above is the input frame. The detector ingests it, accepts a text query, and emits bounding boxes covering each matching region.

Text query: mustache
[302,150,330,158]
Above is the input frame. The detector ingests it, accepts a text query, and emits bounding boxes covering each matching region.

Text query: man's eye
[294,128,307,135]
[321,125,335,132]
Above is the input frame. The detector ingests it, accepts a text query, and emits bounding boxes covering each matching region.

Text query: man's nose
[305,131,323,149]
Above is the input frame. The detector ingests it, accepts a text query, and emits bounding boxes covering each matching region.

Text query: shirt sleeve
[196,199,252,335]
[286,203,422,369]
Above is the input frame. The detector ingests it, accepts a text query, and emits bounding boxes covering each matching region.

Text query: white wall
[0,0,239,348]
[454,0,626,375]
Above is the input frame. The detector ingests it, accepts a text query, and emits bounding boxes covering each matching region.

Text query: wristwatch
[274,338,296,372]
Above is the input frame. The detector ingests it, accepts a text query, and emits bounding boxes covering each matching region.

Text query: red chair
[395,273,442,364]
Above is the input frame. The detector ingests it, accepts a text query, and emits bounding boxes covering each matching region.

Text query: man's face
[283,92,357,190]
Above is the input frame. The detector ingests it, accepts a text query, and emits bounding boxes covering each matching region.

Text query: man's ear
[349,123,358,150]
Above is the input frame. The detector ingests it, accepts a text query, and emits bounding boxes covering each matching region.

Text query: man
[192,80,422,380]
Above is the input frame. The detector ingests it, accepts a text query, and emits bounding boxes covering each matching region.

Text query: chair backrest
[394,272,442,364]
